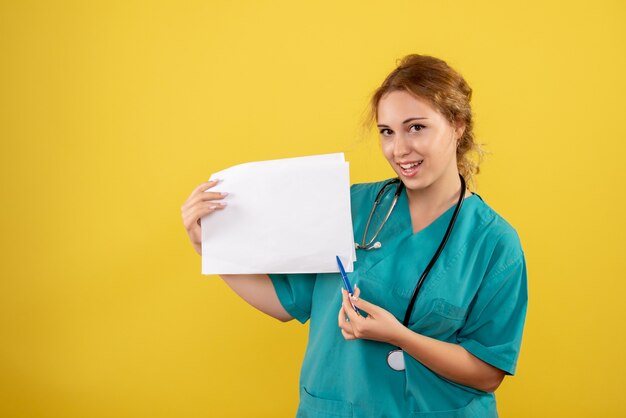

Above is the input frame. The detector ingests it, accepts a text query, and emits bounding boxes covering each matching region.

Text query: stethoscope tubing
[401,174,466,327]
[357,175,467,371]
[356,179,403,251]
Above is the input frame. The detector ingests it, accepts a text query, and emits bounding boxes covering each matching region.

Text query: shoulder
[467,195,525,274]
[350,178,393,194]
[350,178,397,204]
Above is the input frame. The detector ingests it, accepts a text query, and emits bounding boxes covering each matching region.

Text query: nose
[393,134,411,158]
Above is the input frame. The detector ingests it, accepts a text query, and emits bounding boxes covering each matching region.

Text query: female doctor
[181,54,527,417]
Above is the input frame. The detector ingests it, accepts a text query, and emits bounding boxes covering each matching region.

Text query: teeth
[400,161,422,169]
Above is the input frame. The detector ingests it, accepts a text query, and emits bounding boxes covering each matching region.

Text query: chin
[399,175,432,191]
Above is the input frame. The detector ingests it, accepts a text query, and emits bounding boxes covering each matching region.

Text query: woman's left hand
[338,287,405,345]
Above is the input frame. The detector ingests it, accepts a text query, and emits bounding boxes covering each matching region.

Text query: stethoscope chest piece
[387,349,405,371]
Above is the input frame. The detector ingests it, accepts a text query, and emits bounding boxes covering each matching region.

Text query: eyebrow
[377,117,428,128]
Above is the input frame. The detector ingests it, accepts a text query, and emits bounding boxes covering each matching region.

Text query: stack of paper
[201,153,355,275]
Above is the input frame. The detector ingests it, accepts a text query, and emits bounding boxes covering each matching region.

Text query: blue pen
[336,256,360,315]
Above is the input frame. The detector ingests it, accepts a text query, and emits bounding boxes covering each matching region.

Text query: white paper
[201,153,355,275]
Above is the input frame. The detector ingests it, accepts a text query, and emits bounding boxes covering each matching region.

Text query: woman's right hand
[181,179,292,322]
[181,180,228,255]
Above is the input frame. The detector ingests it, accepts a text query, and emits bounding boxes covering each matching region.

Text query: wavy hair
[367,54,484,186]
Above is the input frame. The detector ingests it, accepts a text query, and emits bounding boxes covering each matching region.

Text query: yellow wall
[1,1,624,417]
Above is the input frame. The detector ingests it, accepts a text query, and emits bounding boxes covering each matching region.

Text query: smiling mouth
[397,160,424,176]
[399,160,423,169]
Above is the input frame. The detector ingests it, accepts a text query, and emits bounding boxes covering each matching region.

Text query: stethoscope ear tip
[354,242,382,250]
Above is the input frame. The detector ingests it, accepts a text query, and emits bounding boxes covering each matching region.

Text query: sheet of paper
[201,153,355,275]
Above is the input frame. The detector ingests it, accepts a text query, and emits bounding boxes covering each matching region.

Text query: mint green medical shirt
[270,180,528,418]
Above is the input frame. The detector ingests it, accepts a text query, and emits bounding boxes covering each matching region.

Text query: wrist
[389,323,412,347]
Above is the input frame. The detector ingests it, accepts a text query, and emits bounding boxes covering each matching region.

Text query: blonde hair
[367,54,484,187]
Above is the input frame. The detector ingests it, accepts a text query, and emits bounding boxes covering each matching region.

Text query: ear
[454,120,466,141]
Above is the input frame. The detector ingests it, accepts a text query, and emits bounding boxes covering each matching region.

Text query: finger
[182,189,228,212]
[337,304,351,327]
[342,289,362,323]
[341,328,356,340]
[351,296,380,315]
[182,200,227,221]
[182,201,226,224]
[352,285,361,300]
[183,204,226,230]
[182,179,223,207]
[342,288,358,310]
[188,179,219,200]
[195,205,225,226]
[337,306,355,338]
[337,304,345,327]
[183,180,217,206]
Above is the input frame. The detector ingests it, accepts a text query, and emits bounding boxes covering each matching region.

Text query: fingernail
[220,192,229,196]
[219,202,228,206]
[211,178,221,183]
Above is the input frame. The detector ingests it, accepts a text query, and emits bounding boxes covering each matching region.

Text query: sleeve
[456,249,528,375]
[268,273,317,324]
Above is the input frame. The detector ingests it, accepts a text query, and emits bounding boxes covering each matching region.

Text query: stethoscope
[355,175,467,371]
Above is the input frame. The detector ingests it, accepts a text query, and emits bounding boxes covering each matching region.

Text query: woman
[181,54,527,417]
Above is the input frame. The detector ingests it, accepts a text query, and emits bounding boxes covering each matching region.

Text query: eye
[409,124,425,132]
[379,128,393,137]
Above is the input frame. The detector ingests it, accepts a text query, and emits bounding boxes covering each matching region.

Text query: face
[377,90,464,193]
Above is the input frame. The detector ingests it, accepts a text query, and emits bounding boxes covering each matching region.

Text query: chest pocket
[402,296,467,339]
[358,258,468,340]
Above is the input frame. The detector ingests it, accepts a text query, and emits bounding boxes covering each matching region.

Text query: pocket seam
[299,386,353,417]
[431,298,467,320]
[408,395,481,417]
[403,298,467,335]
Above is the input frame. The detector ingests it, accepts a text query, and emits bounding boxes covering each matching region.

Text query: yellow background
[1,1,625,417]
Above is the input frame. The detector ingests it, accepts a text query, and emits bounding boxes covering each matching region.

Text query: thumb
[351,296,380,315]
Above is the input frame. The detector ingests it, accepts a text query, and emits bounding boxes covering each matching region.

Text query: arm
[219,274,293,322]
[181,180,293,322]
[393,325,505,392]
[338,289,504,392]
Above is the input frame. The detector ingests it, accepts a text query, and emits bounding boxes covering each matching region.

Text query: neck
[405,170,466,217]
